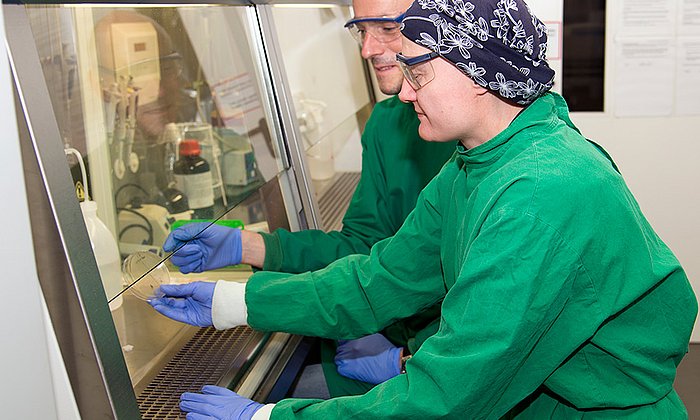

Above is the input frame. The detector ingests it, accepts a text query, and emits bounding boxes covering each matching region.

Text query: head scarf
[401,0,555,105]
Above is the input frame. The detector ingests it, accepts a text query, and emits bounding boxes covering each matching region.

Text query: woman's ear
[472,79,489,96]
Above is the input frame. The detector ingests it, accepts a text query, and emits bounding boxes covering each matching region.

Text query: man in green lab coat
[162,0,455,398]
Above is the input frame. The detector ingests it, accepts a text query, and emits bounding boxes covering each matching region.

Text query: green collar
[455,92,576,166]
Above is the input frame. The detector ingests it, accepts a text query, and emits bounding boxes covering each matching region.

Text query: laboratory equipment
[296,97,334,181]
[117,203,174,256]
[224,143,257,186]
[99,20,161,106]
[165,122,228,206]
[114,181,192,257]
[122,79,140,178]
[108,76,140,180]
[122,251,169,301]
[173,139,215,219]
[220,128,259,187]
[162,122,182,184]
[66,147,124,307]
[82,200,124,309]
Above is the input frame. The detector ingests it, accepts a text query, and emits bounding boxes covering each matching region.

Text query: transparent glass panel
[271,5,372,185]
[24,4,289,388]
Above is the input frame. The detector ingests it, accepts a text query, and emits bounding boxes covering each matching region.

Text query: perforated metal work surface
[137,326,264,419]
[317,172,361,232]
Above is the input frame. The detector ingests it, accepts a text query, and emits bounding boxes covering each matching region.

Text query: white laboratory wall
[42,300,82,420]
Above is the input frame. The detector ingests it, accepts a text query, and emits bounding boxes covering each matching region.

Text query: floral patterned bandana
[401,0,555,105]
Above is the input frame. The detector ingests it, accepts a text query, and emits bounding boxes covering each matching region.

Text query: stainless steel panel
[7,4,140,418]
[255,4,321,230]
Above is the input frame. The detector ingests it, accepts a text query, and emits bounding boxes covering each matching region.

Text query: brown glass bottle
[173,139,214,219]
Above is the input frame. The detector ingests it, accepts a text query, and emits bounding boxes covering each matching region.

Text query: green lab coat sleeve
[264,210,594,419]
[260,131,398,274]
[246,172,448,339]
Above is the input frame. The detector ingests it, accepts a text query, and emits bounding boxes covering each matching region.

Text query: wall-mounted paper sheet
[675,38,700,115]
[614,38,675,117]
[620,0,676,36]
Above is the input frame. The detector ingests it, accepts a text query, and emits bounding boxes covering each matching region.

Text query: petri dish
[122,251,170,300]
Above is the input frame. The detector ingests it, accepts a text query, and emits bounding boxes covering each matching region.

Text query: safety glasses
[344,13,405,46]
[396,51,440,90]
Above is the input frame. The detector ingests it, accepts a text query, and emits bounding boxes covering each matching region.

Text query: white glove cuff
[212,280,248,330]
[252,404,275,420]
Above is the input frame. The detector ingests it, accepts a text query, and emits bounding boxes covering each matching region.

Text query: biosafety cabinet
[5,0,372,418]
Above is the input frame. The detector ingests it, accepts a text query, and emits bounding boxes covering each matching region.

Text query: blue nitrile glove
[180,385,263,420]
[334,333,402,384]
[163,222,242,274]
[148,282,215,327]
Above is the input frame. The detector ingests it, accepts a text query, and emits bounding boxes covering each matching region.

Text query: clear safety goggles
[396,51,440,90]
[344,13,405,46]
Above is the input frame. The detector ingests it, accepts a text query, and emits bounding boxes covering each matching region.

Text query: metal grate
[317,172,361,232]
[137,326,260,419]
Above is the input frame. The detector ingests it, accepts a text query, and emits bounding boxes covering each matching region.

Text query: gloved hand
[334,333,402,384]
[163,223,242,274]
[180,385,263,420]
[148,282,215,327]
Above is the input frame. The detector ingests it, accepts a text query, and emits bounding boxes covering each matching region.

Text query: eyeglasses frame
[395,51,441,90]
[343,13,406,45]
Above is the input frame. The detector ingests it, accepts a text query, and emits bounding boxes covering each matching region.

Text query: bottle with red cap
[173,139,214,219]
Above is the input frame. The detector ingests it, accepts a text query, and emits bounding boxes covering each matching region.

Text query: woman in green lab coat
[151,0,697,418]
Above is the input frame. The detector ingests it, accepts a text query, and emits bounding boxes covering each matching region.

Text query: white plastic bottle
[80,200,123,310]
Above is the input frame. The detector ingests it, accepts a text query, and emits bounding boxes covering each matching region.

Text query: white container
[80,200,123,310]
[306,137,335,181]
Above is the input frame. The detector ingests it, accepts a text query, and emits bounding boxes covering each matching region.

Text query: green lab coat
[259,96,455,396]
[245,92,697,418]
